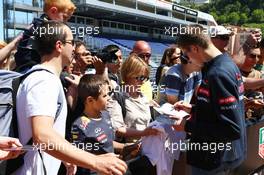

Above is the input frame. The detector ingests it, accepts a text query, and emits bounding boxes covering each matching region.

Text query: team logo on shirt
[198,87,210,97]
[80,116,90,129]
[97,134,107,142]
[218,96,236,105]
[236,73,242,81]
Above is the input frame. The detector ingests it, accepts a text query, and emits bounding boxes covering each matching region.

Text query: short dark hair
[102,44,120,53]
[78,74,109,103]
[36,21,68,57]
[176,24,210,49]
[74,40,86,50]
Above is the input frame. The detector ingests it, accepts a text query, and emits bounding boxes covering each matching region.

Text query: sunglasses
[138,53,151,59]
[170,56,180,62]
[135,75,149,82]
[108,89,114,97]
[215,35,230,40]
[180,52,190,64]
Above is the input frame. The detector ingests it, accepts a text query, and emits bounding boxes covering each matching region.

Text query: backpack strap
[113,92,126,119]
[7,68,60,175]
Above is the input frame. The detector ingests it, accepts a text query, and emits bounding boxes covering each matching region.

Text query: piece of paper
[154,103,189,118]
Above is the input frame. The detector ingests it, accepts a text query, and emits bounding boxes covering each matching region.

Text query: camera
[91,49,118,64]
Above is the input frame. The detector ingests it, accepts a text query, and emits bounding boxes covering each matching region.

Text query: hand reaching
[0,137,23,160]
[94,153,127,175]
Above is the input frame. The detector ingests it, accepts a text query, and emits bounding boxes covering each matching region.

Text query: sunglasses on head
[135,75,149,82]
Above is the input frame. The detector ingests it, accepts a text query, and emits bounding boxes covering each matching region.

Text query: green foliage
[251,9,264,23]
[227,12,240,25]
[189,0,264,26]
[239,13,248,24]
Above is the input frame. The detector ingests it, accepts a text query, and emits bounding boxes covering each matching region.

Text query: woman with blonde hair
[107,54,160,143]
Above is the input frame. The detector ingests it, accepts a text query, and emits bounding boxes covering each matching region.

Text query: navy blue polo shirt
[185,53,246,172]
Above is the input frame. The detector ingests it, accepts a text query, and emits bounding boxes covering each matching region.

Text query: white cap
[210,25,233,37]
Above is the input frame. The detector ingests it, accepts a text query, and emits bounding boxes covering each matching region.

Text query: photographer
[72,40,95,76]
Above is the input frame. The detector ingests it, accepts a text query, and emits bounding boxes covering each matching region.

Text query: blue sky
[0,0,3,41]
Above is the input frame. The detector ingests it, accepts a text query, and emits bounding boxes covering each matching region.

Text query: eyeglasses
[64,40,75,46]
[135,75,149,82]
[170,56,180,62]
[107,88,114,97]
[180,52,190,64]
[215,35,230,41]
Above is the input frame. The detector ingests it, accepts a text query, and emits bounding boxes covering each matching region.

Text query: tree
[218,15,227,24]
[227,12,240,25]
[251,9,264,23]
[239,13,248,25]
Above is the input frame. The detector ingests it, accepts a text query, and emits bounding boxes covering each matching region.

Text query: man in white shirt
[15,21,127,175]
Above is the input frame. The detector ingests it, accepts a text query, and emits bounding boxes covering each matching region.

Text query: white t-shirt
[14,65,67,175]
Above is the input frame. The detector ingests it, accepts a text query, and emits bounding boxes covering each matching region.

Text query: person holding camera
[72,40,95,76]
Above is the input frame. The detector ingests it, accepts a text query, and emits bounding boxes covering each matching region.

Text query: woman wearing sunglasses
[107,54,160,143]
[155,46,181,86]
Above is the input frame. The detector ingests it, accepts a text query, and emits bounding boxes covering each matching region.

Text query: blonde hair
[0,41,7,49]
[121,54,150,83]
[44,0,76,13]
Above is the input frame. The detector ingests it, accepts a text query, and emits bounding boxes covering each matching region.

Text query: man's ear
[55,41,63,53]
[85,96,94,104]
[50,7,58,14]
[190,45,199,53]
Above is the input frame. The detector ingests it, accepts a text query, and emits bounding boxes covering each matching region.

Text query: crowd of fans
[0,0,264,175]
